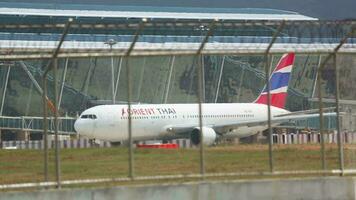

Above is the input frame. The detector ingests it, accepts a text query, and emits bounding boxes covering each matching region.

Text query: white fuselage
[74,103,289,142]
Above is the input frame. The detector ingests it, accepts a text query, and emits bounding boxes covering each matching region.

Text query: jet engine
[190,127,217,146]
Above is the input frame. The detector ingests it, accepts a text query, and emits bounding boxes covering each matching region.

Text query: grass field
[1,144,356,186]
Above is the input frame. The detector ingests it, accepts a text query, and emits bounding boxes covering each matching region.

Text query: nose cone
[74,119,81,133]
[74,119,92,137]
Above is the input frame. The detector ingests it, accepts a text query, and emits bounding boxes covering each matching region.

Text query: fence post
[195,20,217,177]
[125,19,146,180]
[264,21,285,173]
[316,26,355,175]
[41,18,73,188]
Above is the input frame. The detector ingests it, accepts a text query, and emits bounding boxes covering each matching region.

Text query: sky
[0,0,355,20]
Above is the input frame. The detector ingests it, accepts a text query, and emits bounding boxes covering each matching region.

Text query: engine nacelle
[190,127,217,146]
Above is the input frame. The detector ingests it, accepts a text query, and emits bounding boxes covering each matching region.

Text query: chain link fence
[0,19,356,190]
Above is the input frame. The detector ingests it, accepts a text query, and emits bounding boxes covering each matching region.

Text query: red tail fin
[254,53,295,109]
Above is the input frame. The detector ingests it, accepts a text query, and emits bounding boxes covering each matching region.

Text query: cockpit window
[80,114,97,119]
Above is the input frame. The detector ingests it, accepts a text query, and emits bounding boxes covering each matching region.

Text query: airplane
[74,53,335,145]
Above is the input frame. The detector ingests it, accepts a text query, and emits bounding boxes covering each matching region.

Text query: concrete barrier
[1,177,356,200]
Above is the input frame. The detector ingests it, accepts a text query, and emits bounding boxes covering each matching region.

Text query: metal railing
[0,116,76,134]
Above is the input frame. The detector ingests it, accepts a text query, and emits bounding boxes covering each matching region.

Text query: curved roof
[0,2,317,21]
[0,3,298,14]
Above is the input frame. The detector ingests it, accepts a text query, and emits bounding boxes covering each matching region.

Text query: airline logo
[255,53,295,109]
[121,107,177,116]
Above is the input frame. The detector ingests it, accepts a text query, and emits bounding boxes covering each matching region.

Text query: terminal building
[0,2,355,141]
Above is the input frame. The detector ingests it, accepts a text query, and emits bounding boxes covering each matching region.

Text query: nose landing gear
[89,139,100,147]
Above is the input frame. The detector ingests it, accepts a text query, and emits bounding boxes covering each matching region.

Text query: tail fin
[254,53,295,109]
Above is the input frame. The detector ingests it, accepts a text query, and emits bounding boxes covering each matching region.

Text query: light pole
[105,39,118,104]
[197,25,209,103]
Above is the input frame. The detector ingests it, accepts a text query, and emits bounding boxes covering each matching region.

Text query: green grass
[0,144,354,186]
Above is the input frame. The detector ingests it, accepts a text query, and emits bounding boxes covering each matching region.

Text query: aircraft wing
[273,107,335,117]
[214,112,336,131]
[164,112,336,135]
[164,123,208,134]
